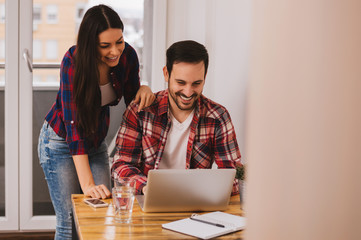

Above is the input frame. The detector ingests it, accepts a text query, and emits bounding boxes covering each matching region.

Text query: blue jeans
[38,121,111,240]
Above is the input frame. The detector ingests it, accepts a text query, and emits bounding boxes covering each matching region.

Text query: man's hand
[142,186,147,195]
[133,85,155,112]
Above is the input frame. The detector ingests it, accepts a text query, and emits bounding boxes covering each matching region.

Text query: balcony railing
[0,62,61,90]
[0,62,61,69]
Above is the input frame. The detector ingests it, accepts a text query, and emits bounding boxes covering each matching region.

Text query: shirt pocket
[191,141,213,168]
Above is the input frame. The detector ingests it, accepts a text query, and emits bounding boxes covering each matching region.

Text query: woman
[38,5,154,239]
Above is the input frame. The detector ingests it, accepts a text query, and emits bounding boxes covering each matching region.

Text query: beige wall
[246,0,361,239]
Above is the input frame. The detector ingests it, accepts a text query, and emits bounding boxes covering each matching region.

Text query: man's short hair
[166,40,209,77]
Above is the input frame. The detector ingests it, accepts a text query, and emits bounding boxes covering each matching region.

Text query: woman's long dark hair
[73,4,124,136]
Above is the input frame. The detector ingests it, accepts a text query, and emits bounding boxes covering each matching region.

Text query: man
[112,40,241,195]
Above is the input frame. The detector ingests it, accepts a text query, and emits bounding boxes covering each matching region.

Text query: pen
[189,216,225,228]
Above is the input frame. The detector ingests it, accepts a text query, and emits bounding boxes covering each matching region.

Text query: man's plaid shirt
[112,90,241,195]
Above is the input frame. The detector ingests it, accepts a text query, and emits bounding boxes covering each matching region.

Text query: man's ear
[163,66,169,83]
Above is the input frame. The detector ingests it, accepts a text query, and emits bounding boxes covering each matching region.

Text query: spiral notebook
[162,211,246,239]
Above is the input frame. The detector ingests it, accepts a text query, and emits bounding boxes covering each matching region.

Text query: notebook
[162,211,246,239]
[136,169,236,212]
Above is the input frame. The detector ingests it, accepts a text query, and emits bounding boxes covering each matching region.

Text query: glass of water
[112,177,136,223]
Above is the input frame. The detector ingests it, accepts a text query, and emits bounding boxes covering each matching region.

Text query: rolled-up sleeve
[214,109,242,195]
[112,102,147,194]
[60,52,87,155]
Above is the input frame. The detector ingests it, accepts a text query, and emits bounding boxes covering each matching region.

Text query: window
[75,3,86,33]
[33,40,42,60]
[46,5,58,24]
[46,40,57,60]
[76,3,86,20]
[0,0,152,229]
[0,3,4,23]
[33,75,41,83]
[46,75,57,82]
[0,39,4,59]
[33,4,41,24]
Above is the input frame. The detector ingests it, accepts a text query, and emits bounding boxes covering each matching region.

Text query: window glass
[33,39,42,59]
[46,4,58,24]
[46,75,57,82]
[0,39,4,59]
[0,3,4,23]
[33,75,41,83]
[32,0,145,216]
[46,40,58,59]
[33,4,42,24]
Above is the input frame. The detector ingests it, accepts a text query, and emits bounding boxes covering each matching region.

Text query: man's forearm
[112,161,148,195]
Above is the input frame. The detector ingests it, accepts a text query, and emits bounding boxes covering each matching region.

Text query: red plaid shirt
[45,43,140,155]
[112,90,241,195]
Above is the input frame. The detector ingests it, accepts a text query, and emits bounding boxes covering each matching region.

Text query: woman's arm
[73,154,111,199]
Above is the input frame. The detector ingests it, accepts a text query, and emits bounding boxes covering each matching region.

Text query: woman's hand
[133,85,155,112]
[84,184,111,199]
[72,154,111,199]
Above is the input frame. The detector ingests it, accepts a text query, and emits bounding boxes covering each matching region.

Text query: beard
[168,88,198,111]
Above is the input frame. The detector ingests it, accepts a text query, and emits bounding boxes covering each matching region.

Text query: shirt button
[113,84,115,87]
[110,72,114,75]
[117,98,120,101]
[70,120,74,124]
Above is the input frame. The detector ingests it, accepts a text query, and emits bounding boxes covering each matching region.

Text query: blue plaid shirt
[45,42,140,155]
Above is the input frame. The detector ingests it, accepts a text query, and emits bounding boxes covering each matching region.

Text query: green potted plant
[235,164,245,207]
[235,165,245,181]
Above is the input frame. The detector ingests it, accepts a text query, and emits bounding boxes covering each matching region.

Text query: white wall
[152,0,251,157]
[246,0,361,239]
[155,1,361,239]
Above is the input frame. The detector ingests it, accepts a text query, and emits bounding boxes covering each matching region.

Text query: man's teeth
[180,95,192,101]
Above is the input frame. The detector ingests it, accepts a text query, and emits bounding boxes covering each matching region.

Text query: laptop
[136,169,236,212]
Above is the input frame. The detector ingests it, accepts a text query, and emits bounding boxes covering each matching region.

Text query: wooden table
[71,194,244,239]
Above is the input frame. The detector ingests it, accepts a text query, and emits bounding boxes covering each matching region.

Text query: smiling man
[112,40,241,195]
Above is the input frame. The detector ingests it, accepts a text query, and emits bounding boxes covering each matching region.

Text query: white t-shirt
[100,82,116,106]
[158,110,195,169]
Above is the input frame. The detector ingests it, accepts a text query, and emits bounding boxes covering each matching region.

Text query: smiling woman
[37,4,154,239]
[0,0,153,234]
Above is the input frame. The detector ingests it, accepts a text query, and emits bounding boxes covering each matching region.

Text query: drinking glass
[112,177,135,223]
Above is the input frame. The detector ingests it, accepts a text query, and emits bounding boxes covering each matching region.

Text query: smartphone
[83,198,109,208]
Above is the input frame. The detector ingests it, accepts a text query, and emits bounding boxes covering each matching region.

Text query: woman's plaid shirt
[112,90,242,195]
[45,43,140,155]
